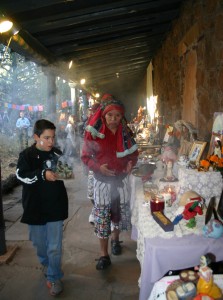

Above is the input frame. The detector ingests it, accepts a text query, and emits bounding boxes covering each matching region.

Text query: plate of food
[132,169,144,177]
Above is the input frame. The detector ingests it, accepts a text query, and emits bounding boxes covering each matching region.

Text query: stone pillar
[69,82,78,116]
[82,90,89,118]
[46,71,57,123]
[0,160,6,255]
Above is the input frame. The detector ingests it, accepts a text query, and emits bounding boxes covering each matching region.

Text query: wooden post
[0,159,7,255]
[45,71,57,122]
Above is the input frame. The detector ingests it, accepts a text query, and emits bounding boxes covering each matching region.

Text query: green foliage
[0,44,72,112]
[0,44,47,105]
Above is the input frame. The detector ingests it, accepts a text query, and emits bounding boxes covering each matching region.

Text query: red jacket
[81,126,138,175]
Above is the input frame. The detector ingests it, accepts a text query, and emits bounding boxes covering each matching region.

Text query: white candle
[163,192,172,207]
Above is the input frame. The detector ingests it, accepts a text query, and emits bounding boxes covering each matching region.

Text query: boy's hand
[45,170,58,181]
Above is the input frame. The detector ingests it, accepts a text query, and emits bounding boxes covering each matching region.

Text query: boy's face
[34,129,56,151]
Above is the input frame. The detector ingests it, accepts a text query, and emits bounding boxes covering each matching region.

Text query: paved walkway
[0,159,140,300]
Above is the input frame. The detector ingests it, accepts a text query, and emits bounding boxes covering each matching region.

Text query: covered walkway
[0,159,140,300]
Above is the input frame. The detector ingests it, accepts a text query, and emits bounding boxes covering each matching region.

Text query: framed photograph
[208,112,223,157]
[189,141,207,165]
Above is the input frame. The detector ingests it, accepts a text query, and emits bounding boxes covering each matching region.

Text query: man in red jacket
[81,98,138,270]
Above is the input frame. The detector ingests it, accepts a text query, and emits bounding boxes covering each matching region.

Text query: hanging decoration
[2,102,44,111]
[1,100,75,112]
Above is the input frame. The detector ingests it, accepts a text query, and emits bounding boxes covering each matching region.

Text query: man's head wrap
[85,99,137,158]
[101,99,125,117]
[101,93,114,102]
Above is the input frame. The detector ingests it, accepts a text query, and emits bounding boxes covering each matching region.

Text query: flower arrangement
[200,155,223,172]
[200,159,210,170]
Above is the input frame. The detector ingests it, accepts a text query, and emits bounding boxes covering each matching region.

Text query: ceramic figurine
[195,254,223,299]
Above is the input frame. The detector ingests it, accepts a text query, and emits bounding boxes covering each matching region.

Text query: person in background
[81,99,138,270]
[2,110,10,135]
[16,111,31,151]
[16,119,68,296]
[62,115,77,166]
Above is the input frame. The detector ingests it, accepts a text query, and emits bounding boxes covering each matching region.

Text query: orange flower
[200,160,210,168]
[219,158,223,164]
[217,158,223,168]
[209,155,219,164]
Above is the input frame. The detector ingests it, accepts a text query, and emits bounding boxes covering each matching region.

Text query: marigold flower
[209,155,219,164]
[200,159,210,168]
[218,159,223,168]
[219,158,223,164]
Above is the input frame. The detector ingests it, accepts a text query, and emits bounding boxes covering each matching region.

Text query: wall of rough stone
[152,0,223,142]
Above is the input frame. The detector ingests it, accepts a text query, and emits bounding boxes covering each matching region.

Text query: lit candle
[150,195,165,212]
[168,186,176,203]
[163,192,172,207]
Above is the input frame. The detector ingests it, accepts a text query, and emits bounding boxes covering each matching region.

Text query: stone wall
[152,0,223,141]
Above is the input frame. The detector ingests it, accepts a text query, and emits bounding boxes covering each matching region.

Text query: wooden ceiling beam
[51,30,165,60]
[37,11,176,46]
[53,33,152,56]
[79,60,148,80]
[75,49,152,67]
[7,0,183,31]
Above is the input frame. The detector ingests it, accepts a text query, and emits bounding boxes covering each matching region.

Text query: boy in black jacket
[16,119,68,296]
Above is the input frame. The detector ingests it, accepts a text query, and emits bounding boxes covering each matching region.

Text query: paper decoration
[1,99,73,112]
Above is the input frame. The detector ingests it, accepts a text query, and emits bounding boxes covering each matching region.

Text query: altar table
[130,173,223,300]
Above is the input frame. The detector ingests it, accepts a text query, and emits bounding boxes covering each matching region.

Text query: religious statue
[195,254,223,299]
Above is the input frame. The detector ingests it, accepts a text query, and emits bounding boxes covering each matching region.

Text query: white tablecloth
[177,167,223,204]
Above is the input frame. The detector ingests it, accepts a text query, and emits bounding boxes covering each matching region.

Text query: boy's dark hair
[33,119,56,137]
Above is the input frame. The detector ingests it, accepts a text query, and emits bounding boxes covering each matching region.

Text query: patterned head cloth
[85,99,137,158]
[101,100,125,117]
[101,93,114,102]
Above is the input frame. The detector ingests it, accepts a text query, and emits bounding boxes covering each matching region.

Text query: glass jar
[150,194,165,213]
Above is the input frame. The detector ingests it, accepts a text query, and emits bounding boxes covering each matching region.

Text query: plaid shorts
[93,175,132,238]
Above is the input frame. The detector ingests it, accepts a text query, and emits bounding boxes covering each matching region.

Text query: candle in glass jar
[163,192,172,207]
[167,186,176,204]
[150,195,165,212]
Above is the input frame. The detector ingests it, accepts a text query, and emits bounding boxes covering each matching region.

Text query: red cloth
[89,103,100,113]
[102,104,124,116]
[101,93,114,102]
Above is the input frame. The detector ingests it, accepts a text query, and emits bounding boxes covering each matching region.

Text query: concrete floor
[0,159,140,300]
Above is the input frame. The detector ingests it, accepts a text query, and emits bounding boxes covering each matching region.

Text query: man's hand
[125,160,133,173]
[100,164,115,176]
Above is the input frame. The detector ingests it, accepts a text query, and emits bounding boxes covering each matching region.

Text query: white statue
[166,160,174,179]
[160,160,178,182]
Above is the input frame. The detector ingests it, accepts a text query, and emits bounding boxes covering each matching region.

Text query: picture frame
[208,112,223,157]
[188,141,207,165]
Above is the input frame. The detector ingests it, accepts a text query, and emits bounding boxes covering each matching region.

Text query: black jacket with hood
[16,144,68,225]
